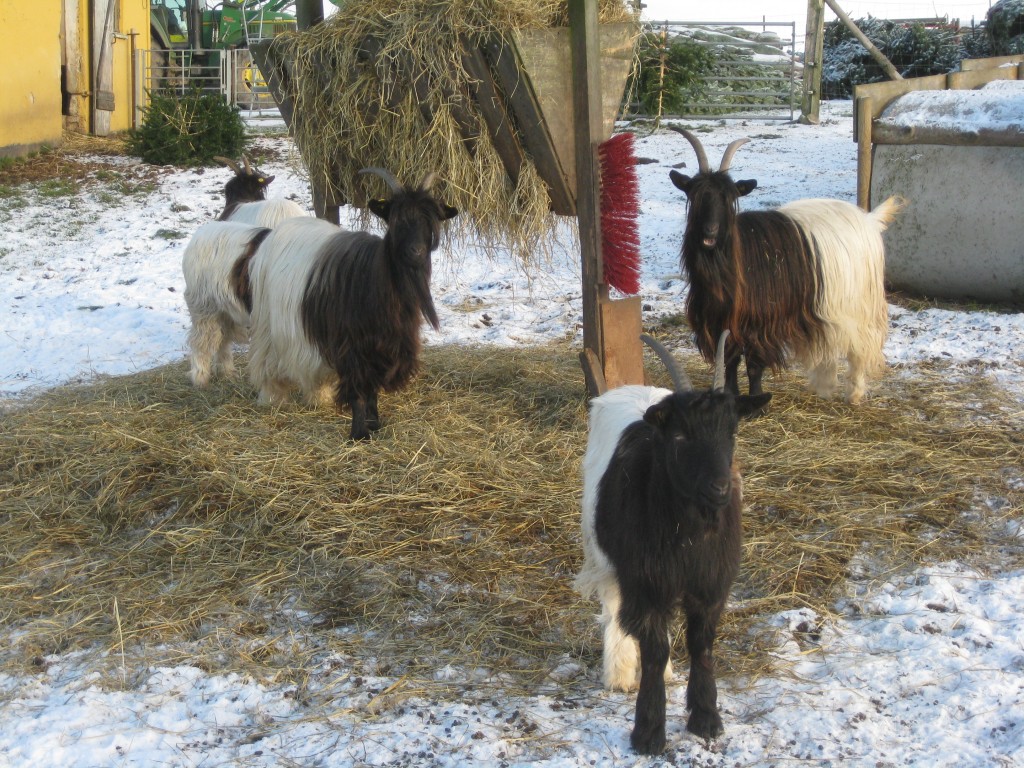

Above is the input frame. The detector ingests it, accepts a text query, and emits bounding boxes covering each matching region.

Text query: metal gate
[639,20,799,121]
[132,48,281,128]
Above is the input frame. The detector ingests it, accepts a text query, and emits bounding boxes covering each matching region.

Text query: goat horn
[640,334,693,392]
[419,172,438,191]
[359,167,403,195]
[713,330,730,392]
[668,126,710,175]
[213,156,242,174]
[718,138,750,173]
[241,154,253,173]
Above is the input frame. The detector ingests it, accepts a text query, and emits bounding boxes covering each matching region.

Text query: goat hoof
[630,724,666,755]
[686,709,723,740]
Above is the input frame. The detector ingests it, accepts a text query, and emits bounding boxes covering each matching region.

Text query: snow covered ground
[0,102,1022,766]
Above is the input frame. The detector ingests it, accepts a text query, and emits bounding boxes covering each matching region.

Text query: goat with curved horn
[249,167,458,440]
[359,167,404,195]
[713,330,730,392]
[214,155,301,227]
[640,334,692,392]
[668,125,709,174]
[577,331,770,754]
[669,123,901,405]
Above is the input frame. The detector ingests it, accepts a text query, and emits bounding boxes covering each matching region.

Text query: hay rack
[251,0,643,395]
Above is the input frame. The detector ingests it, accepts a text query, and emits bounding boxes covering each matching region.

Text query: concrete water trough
[854,57,1024,304]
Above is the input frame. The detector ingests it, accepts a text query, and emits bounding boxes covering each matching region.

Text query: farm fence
[632,19,799,121]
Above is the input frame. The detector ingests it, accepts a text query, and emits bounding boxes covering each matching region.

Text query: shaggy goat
[669,128,903,404]
[214,154,306,227]
[182,220,271,387]
[247,168,458,440]
[575,332,770,754]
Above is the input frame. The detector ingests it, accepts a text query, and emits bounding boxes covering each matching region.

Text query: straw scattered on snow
[1,339,1021,694]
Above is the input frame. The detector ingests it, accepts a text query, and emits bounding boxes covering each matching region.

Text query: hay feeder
[251,0,644,392]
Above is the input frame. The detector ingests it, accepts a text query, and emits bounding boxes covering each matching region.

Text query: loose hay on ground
[0,343,1021,694]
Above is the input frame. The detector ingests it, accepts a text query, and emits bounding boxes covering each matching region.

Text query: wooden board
[481,34,576,216]
[515,23,637,195]
[91,0,117,135]
[460,36,525,186]
[599,296,644,392]
[960,54,1024,72]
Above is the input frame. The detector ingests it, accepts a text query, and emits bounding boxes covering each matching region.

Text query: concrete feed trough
[869,79,1024,303]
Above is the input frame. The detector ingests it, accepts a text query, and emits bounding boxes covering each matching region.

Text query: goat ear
[442,204,459,220]
[736,392,771,419]
[669,169,693,194]
[643,399,672,428]
[368,198,391,221]
[735,179,758,196]
[261,174,275,185]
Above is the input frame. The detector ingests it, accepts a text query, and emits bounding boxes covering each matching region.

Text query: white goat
[182,220,271,388]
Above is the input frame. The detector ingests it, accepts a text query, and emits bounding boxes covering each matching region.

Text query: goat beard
[415,277,440,331]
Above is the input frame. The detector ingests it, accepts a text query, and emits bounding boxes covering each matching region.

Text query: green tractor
[150,0,299,54]
[148,1,302,95]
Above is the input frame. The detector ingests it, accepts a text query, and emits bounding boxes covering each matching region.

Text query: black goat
[213,155,305,226]
[670,127,902,404]
[215,154,272,219]
[575,332,770,754]
[247,168,458,440]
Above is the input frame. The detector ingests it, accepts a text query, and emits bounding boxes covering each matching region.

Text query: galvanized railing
[133,47,281,127]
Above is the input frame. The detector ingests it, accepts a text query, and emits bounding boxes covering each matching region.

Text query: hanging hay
[0,343,1021,692]
[268,0,639,265]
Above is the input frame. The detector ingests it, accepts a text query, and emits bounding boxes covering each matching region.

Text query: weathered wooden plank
[599,296,645,392]
[947,66,1018,91]
[569,0,605,377]
[856,95,873,210]
[460,35,524,183]
[960,54,1024,72]
[871,123,1024,146]
[249,40,296,127]
[854,75,946,122]
[481,33,575,216]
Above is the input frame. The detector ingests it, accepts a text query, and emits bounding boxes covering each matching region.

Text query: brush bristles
[599,132,641,295]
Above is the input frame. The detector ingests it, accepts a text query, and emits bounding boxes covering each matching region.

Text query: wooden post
[568,0,606,390]
[855,94,873,210]
[569,0,644,395]
[801,0,825,124]
[824,0,903,82]
[293,3,338,222]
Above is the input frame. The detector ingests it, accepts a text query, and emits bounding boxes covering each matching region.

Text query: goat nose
[710,479,731,499]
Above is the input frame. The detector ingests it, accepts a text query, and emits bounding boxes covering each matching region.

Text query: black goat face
[670,170,756,251]
[370,194,458,265]
[645,389,771,530]
[369,191,459,332]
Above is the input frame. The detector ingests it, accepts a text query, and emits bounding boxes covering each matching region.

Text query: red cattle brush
[598,131,641,296]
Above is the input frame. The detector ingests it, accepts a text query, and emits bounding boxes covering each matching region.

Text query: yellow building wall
[0,2,64,157]
[0,0,151,156]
